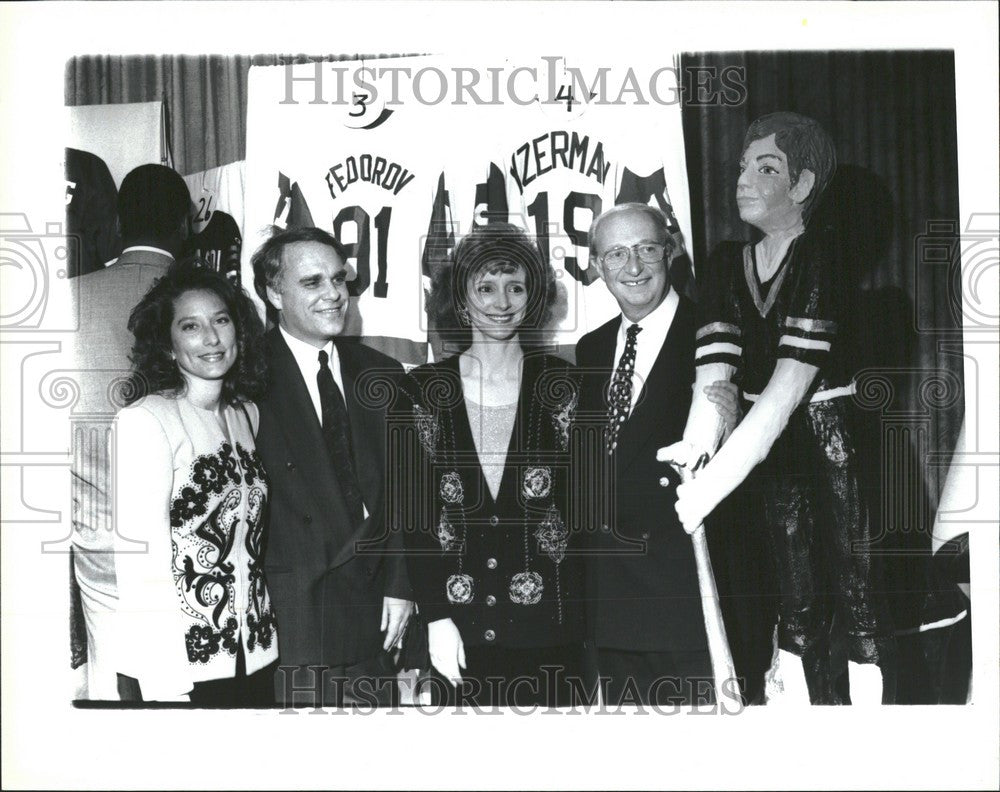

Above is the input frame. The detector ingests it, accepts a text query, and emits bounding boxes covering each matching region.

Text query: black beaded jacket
[390,352,586,650]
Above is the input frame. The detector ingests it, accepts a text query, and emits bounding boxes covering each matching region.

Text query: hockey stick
[674,462,739,708]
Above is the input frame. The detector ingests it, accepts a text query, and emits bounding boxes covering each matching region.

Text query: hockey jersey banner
[431,56,695,346]
[244,55,695,360]
[497,57,695,344]
[244,57,453,364]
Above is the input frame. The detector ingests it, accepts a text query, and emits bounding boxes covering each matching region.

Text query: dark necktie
[606,323,642,454]
[317,349,365,524]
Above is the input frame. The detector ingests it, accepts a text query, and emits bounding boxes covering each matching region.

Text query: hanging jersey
[190,210,242,283]
[184,160,247,237]
[244,57,452,363]
[432,80,513,243]
[493,58,696,344]
[65,147,121,277]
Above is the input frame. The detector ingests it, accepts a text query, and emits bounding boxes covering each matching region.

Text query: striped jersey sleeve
[695,243,742,369]
[777,238,839,368]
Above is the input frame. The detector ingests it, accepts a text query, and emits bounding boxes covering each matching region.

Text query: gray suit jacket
[71,247,172,413]
[71,250,172,603]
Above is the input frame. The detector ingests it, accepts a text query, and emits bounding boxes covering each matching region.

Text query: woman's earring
[457,306,470,326]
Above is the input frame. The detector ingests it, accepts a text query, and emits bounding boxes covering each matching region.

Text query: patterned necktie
[317,349,365,524]
[606,323,642,454]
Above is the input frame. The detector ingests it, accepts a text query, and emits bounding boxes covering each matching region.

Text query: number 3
[349,92,370,118]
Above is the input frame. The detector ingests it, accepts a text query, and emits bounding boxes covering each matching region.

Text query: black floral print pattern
[192,452,228,496]
[168,438,276,668]
[171,485,209,528]
[185,624,221,663]
[184,618,240,664]
[217,443,241,486]
[247,610,276,652]
[237,443,268,488]
[221,617,239,656]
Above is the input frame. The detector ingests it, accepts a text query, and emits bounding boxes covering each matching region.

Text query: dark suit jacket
[575,295,709,654]
[256,329,411,673]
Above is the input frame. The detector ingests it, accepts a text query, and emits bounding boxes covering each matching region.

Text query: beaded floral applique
[446,573,474,604]
[522,466,552,500]
[551,391,578,452]
[436,512,461,552]
[534,505,568,564]
[439,470,464,504]
[413,404,439,457]
[509,571,544,605]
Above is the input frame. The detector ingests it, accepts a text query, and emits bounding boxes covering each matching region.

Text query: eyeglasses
[598,242,667,270]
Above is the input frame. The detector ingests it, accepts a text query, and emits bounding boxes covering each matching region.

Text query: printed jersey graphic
[184,160,247,237]
[190,210,242,283]
[498,63,694,342]
[244,58,450,356]
[244,56,695,357]
[438,58,696,344]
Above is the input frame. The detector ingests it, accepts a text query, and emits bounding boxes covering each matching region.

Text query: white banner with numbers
[243,55,694,363]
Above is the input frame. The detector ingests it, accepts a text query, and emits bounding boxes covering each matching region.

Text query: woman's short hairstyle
[428,222,556,350]
[743,112,838,220]
[124,258,267,405]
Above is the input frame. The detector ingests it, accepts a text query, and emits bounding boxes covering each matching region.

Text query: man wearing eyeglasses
[576,203,738,706]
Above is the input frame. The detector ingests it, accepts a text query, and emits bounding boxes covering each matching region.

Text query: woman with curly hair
[111,261,278,704]
[398,223,585,707]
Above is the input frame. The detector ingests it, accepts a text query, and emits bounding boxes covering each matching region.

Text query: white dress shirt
[612,288,680,416]
[117,245,175,260]
[279,325,344,425]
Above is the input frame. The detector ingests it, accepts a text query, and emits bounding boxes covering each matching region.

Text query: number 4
[555,84,574,112]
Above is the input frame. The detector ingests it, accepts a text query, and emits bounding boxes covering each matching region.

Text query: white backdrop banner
[243,56,694,363]
[66,101,164,188]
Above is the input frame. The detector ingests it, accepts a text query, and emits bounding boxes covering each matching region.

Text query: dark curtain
[65,54,412,175]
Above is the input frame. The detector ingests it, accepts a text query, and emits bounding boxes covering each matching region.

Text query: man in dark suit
[575,203,737,706]
[252,226,413,707]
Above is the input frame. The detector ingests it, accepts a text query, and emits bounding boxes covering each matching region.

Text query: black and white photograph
[1,2,997,789]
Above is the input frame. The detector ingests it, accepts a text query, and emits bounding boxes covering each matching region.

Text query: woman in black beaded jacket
[395,223,585,707]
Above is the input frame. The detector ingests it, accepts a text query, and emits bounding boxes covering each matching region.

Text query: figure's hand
[656,440,706,474]
[381,596,414,651]
[427,617,466,687]
[705,380,741,438]
[673,478,718,535]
